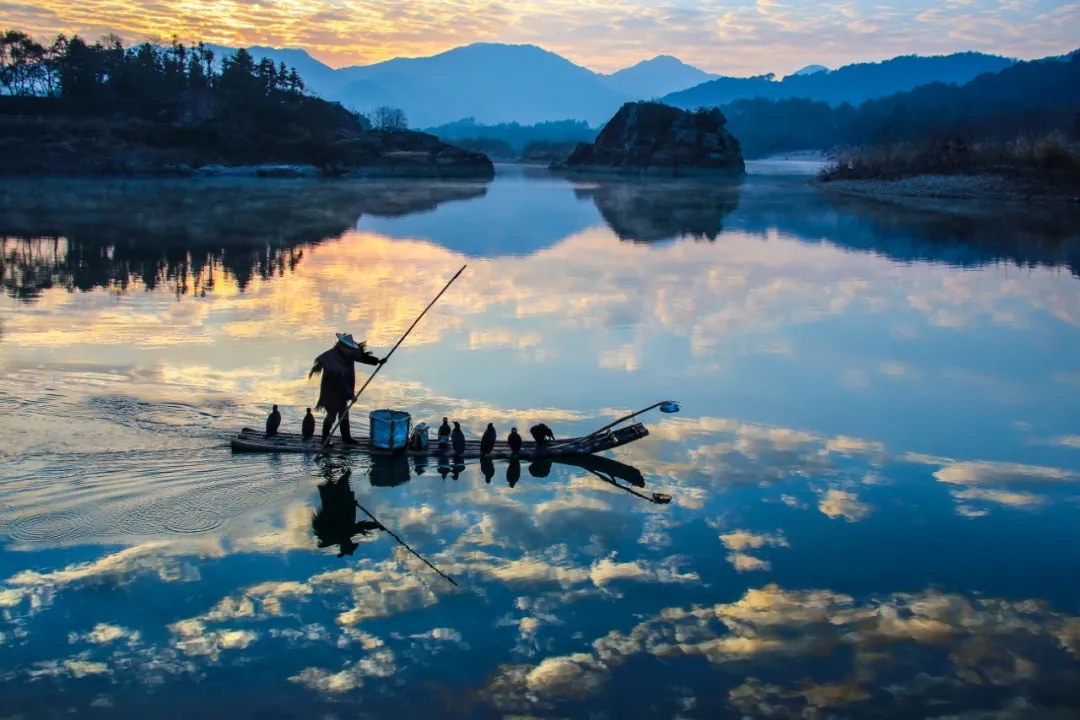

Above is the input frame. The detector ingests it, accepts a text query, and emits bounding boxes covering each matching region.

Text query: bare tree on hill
[373,105,408,131]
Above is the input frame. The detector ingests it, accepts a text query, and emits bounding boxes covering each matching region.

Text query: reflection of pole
[585,469,671,505]
[317,265,467,458]
[355,501,459,586]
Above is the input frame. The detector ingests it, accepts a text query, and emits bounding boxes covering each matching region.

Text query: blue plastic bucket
[369,410,411,451]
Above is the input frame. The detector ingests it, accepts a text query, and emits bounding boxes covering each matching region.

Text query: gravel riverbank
[816,173,1079,202]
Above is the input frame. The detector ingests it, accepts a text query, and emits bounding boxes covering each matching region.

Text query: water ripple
[6,508,92,543]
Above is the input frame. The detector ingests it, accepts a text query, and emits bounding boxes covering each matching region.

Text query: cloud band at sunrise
[1,0,1077,77]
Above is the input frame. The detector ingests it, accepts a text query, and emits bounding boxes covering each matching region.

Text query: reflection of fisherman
[311,470,382,557]
[309,333,386,446]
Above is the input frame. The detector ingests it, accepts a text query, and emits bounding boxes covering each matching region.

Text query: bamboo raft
[230,422,649,458]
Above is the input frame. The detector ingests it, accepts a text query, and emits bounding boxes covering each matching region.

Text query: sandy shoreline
[816,173,1080,202]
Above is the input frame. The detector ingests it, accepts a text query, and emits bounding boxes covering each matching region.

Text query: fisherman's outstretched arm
[343,344,383,366]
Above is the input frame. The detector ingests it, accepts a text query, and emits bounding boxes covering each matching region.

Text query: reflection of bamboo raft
[230,423,649,459]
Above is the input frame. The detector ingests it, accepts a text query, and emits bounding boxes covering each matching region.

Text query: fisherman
[309,333,386,446]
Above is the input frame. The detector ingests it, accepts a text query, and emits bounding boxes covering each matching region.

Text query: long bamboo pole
[316,265,467,457]
[541,400,675,453]
[585,401,671,438]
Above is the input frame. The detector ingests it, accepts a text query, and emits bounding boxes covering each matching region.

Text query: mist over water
[2,166,1080,718]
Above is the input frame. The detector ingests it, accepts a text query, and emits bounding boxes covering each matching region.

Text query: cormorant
[302,408,316,440]
[451,421,466,456]
[265,404,281,438]
[480,423,496,456]
[438,417,452,448]
[308,333,384,446]
[507,427,522,456]
[530,423,555,447]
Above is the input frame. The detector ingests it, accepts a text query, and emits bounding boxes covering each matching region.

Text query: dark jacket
[309,341,380,413]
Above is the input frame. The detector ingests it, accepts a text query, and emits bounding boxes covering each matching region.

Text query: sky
[2,0,1079,76]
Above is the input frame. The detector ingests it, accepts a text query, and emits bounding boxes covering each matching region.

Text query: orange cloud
[3,0,1077,77]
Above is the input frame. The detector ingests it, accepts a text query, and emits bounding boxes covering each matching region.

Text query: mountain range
[215,42,1018,128]
[661,51,1016,109]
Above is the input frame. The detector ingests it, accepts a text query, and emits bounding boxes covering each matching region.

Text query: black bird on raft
[438,417,452,448]
[530,423,555,447]
[507,427,522,456]
[481,423,496,456]
[302,408,315,440]
[265,405,281,438]
[451,421,466,456]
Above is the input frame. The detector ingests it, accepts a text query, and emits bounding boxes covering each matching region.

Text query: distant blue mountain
[211,43,1026,130]
[600,55,718,100]
[329,43,629,127]
[788,64,829,78]
[662,52,1015,108]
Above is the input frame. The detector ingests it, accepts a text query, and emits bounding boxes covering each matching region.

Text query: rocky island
[0,35,493,180]
[553,101,745,177]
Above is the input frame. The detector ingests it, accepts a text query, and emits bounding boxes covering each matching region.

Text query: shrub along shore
[817,134,1080,201]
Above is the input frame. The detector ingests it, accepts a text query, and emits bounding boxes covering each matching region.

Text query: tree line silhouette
[426,118,597,152]
[722,51,1080,159]
[1,31,306,109]
[0,30,384,170]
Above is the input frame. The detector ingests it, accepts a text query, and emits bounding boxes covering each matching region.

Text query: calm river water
[2,165,1080,718]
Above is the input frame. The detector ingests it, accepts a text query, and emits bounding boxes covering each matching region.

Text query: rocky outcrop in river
[553,101,745,177]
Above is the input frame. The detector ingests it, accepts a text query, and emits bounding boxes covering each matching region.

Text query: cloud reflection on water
[2,173,1080,716]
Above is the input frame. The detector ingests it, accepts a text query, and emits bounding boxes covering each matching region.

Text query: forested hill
[0,31,493,178]
[662,52,1015,109]
[723,50,1080,158]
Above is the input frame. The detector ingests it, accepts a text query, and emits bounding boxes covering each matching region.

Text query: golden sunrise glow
[3,0,1078,76]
